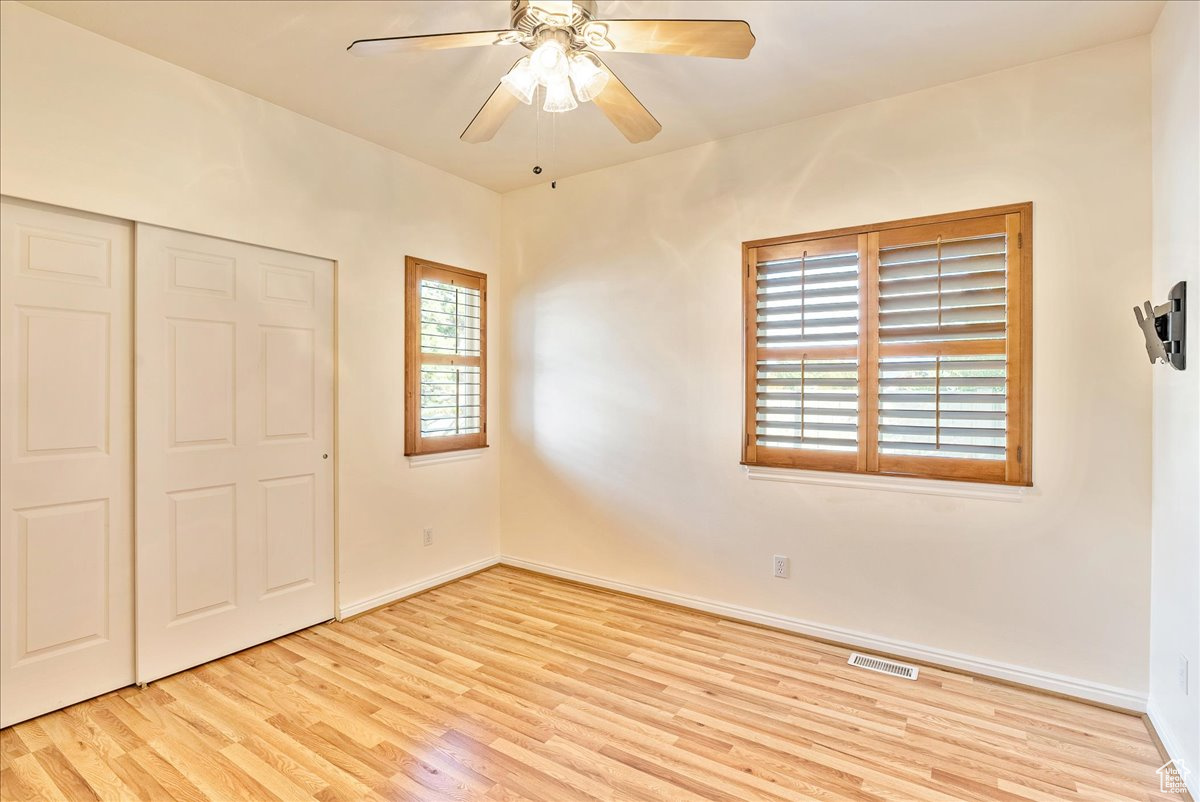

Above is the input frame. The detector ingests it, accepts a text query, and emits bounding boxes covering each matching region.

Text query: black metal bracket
[1134,281,1186,370]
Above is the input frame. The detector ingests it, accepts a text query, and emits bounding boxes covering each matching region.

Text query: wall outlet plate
[773,555,790,578]
[423,527,433,547]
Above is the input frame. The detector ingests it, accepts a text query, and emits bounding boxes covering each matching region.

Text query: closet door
[0,197,133,727]
[135,224,334,683]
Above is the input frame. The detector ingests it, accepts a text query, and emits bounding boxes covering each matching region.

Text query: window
[742,204,1031,485]
[405,256,487,456]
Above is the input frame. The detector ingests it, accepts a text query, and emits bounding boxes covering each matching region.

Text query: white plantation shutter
[405,258,487,455]
[744,207,1031,485]
[747,235,866,470]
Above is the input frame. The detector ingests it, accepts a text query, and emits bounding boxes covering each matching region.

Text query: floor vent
[848,652,919,680]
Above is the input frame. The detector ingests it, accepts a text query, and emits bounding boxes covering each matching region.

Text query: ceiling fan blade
[590,57,662,144]
[461,63,525,144]
[348,29,515,56]
[586,19,755,59]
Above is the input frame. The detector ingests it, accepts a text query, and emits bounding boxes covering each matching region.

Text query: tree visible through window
[405,257,487,456]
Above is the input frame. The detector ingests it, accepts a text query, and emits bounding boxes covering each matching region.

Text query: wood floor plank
[107,751,175,802]
[3,754,67,802]
[0,728,28,763]
[120,746,208,802]
[35,713,137,802]
[0,565,1179,801]
[32,744,102,801]
[0,767,35,802]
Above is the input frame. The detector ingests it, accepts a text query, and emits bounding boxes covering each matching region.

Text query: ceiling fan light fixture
[542,75,578,113]
[529,39,569,86]
[568,53,608,102]
[350,1,756,145]
[500,57,538,104]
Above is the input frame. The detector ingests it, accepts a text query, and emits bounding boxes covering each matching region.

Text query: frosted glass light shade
[542,76,578,113]
[569,54,609,102]
[500,57,537,105]
[530,40,568,86]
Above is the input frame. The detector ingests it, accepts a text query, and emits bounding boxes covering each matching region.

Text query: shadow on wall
[498,43,1156,690]
[501,177,979,608]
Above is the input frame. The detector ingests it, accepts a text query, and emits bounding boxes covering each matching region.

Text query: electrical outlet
[1180,654,1190,695]
[773,555,790,578]
[422,527,433,547]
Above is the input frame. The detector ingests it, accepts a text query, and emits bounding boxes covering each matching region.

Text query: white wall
[500,38,1154,700]
[0,1,504,613]
[1149,0,1200,780]
[0,0,1175,716]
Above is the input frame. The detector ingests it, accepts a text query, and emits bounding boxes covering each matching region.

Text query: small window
[743,204,1032,485]
[405,256,487,456]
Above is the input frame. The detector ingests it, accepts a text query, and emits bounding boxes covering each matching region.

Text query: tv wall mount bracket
[1133,281,1186,370]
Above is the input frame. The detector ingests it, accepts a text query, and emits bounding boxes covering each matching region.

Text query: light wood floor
[0,566,1177,801]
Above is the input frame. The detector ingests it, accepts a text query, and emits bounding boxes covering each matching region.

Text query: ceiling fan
[348,0,755,145]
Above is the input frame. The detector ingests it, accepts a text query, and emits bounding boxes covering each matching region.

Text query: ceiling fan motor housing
[510,0,598,50]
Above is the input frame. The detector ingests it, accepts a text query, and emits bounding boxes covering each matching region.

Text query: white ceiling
[22,0,1163,193]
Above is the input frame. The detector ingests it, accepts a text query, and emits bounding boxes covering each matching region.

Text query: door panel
[169,317,236,447]
[0,197,133,727]
[262,473,316,594]
[168,484,237,621]
[19,499,109,653]
[262,326,315,439]
[135,224,333,683]
[19,307,111,455]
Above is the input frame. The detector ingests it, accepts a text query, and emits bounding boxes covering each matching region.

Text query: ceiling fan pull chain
[535,89,542,171]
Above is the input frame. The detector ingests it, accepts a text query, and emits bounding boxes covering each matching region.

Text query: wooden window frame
[405,256,488,456]
[742,203,1032,486]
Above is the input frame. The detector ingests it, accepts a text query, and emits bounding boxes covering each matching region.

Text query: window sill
[744,465,1028,502]
[407,448,487,467]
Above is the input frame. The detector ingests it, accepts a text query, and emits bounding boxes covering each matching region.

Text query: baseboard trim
[498,556,1148,713]
[1146,705,1198,800]
[338,556,500,620]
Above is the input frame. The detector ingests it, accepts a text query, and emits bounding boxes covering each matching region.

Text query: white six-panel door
[134,224,334,683]
[0,197,134,727]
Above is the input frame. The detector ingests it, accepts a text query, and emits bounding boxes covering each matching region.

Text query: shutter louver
[405,257,487,456]
[744,205,1029,485]
[878,355,1006,459]
[419,279,482,438]
[756,251,860,350]
[878,234,1007,344]
[874,218,1014,479]
[752,237,862,464]
[756,359,859,452]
